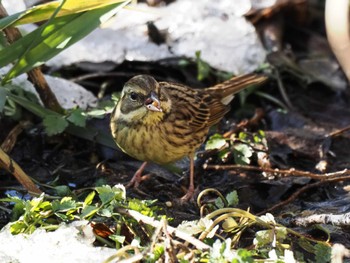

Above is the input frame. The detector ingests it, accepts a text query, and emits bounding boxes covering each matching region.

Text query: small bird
[110,74,267,200]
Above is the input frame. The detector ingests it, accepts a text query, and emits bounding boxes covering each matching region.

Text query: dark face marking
[120,89,144,114]
[119,75,161,115]
[129,92,138,101]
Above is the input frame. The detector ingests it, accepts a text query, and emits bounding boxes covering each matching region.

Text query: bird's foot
[126,173,152,189]
[126,162,148,188]
[126,173,141,188]
[180,186,195,202]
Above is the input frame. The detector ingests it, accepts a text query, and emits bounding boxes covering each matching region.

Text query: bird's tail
[208,74,267,105]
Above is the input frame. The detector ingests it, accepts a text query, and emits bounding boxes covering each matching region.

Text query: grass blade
[0,1,130,82]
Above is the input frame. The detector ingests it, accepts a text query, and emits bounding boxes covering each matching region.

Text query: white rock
[46,0,266,75]
[45,75,97,109]
[0,221,116,263]
[1,66,97,110]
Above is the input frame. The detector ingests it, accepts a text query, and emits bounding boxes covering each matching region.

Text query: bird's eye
[129,92,138,101]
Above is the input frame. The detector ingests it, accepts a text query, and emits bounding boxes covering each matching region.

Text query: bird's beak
[144,91,162,112]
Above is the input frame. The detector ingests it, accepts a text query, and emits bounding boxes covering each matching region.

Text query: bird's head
[114,75,171,125]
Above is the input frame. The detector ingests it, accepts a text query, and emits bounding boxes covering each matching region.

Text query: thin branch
[1,121,32,153]
[203,163,350,180]
[0,147,42,195]
[327,125,350,138]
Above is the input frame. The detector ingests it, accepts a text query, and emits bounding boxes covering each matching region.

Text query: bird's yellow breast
[111,117,207,164]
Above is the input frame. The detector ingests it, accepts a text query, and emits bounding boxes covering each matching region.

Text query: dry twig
[204,164,350,180]
[0,147,42,194]
[1,121,32,153]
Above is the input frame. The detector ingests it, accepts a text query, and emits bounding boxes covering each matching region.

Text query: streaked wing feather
[161,73,266,133]
[207,74,267,98]
[206,98,230,127]
[161,82,209,131]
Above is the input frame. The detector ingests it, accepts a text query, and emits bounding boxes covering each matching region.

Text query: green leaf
[6,92,46,118]
[96,185,115,204]
[0,0,128,29]
[84,191,96,206]
[297,239,315,254]
[253,130,266,143]
[0,88,7,112]
[238,132,248,140]
[215,197,225,209]
[205,133,227,150]
[152,244,165,260]
[236,249,254,263]
[218,148,230,160]
[109,234,125,244]
[86,109,107,118]
[90,103,115,118]
[111,93,120,103]
[54,185,71,196]
[10,221,27,234]
[43,114,69,136]
[195,50,211,81]
[80,205,99,219]
[6,92,117,148]
[315,243,331,263]
[225,190,239,207]
[55,212,74,221]
[38,201,52,212]
[258,129,265,137]
[52,197,77,212]
[98,207,113,217]
[96,185,125,204]
[233,143,252,165]
[0,1,129,82]
[98,99,116,112]
[276,226,287,241]
[67,108,87,127]
[11,200,26,221]
[28,194,45,212]
[128,198,157,217]
[0,31,7,49]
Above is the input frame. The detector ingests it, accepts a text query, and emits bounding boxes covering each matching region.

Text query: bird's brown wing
[162,82,229,132]
[162,74,266,132]
[203,93,231,128]
[205,73,267,127]
[207,74,267,100]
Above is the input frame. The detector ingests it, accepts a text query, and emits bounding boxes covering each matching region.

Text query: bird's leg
[181,156,195,201]
[126,161,148,188]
